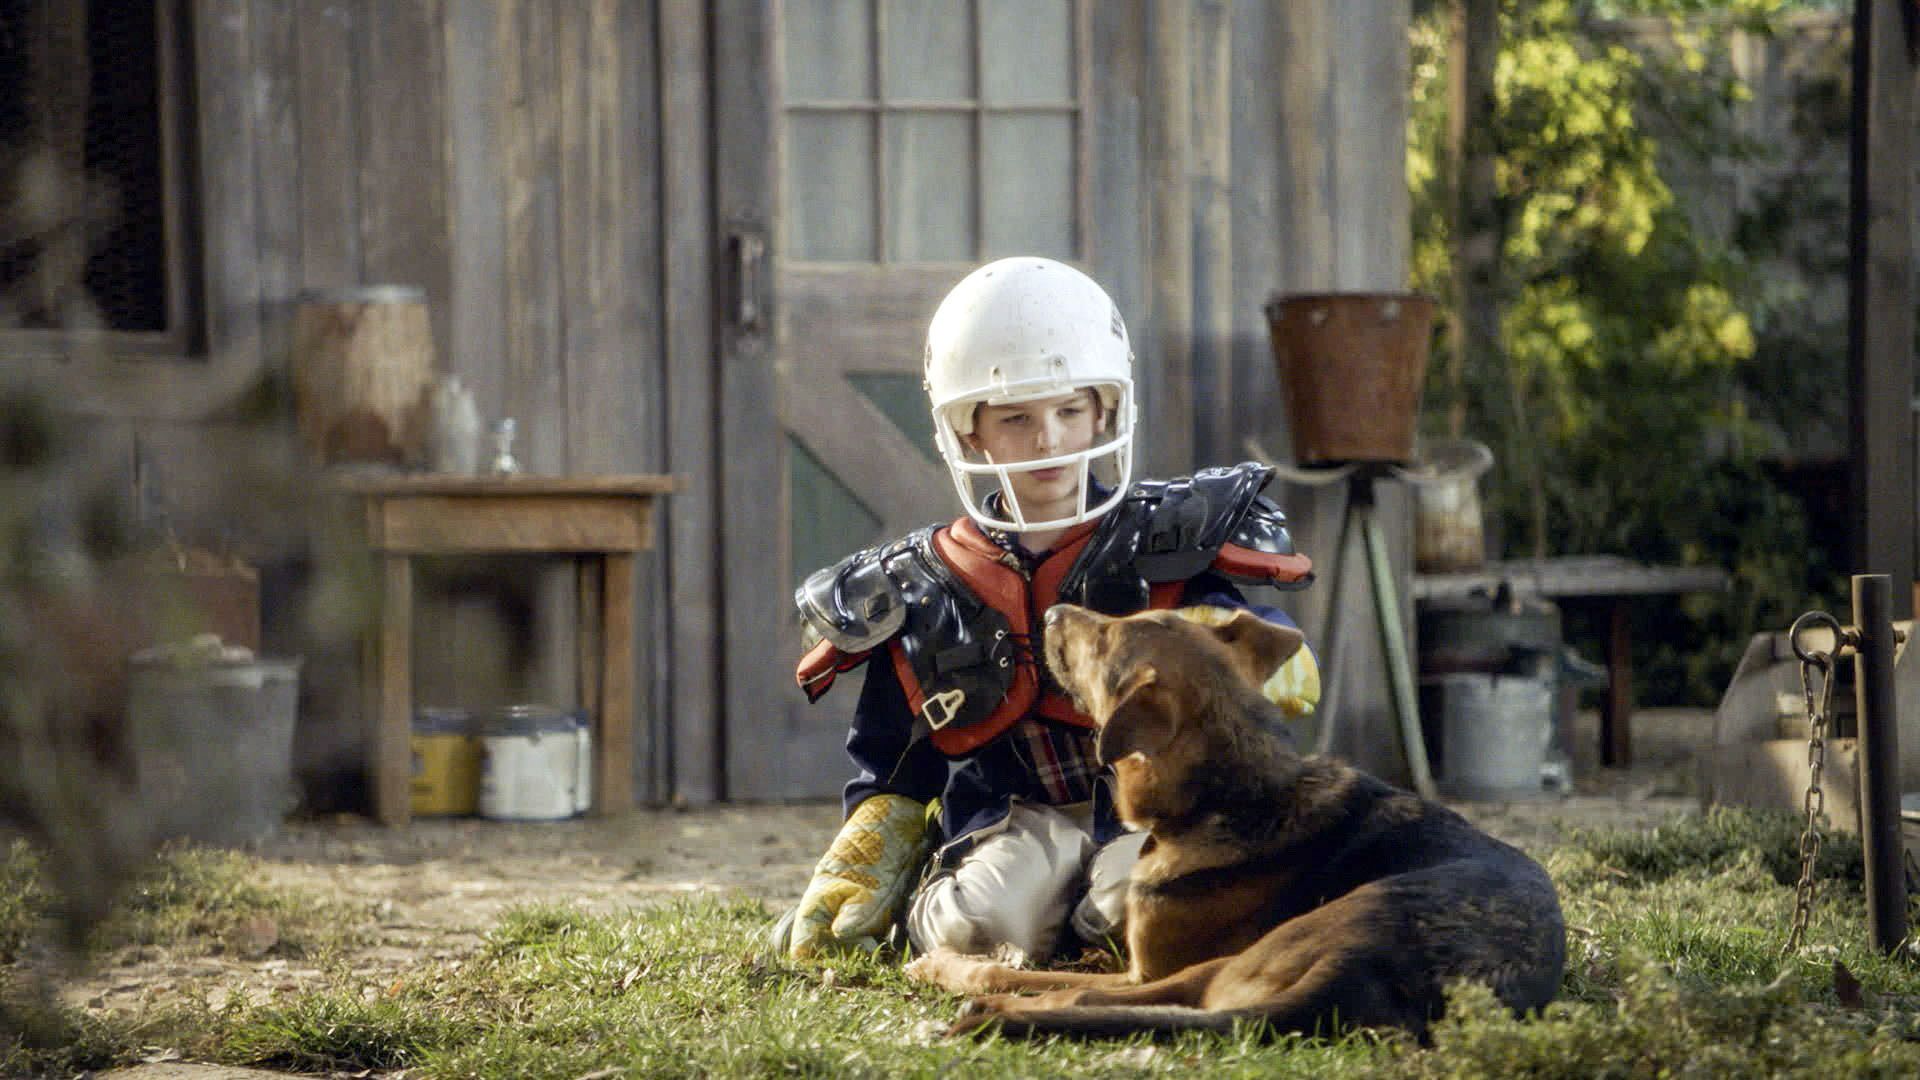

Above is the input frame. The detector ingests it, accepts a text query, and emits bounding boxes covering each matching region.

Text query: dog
[903,604,1565,1040]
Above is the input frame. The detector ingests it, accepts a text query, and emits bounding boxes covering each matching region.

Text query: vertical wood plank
[1089,0,1147,421]
[376,553,413,825]
[193,0,262,370]
[1144,0,1193,477]
[1276,0,1332,294]
[358,0,450,356]
[1229,0,1287,457]
[1848,0,1916,615]
[443,0,508,414]
[251,0,301,374]
[597,552,637,814]
[1190,0,1232,469]
[295,0,359,286]
[1329,0,1409,290]
[498,0,565,474]
[714,0,779,800]
[661,0,721,804]
[555,1,664,802]
[498,0,576,716]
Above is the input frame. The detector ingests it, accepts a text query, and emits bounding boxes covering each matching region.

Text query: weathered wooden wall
[14,0,713,807]
[16,0,1419,805]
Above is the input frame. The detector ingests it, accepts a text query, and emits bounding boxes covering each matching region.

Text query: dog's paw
[946,1005,1003,1038]
[905,948,992,993]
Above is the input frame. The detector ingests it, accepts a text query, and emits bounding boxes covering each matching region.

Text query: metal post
[1852,573,1905,953]
[1357,475,1438,800]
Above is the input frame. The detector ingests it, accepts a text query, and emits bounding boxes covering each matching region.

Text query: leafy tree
[1409,0,1845,703]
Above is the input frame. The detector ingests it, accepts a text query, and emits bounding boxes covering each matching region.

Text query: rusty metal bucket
[1264,293,1435,465]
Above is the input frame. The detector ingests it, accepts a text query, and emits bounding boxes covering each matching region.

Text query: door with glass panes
[718,0,1124,797]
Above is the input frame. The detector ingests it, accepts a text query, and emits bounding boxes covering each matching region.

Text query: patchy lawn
[4,804,1920,1078]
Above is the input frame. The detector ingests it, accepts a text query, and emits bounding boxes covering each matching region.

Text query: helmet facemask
[931,378,1135,532]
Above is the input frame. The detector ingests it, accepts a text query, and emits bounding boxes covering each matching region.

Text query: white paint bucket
[478,705,589,821]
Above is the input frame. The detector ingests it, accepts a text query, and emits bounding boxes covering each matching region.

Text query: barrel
[292,285,435,466]
[1264,293,1435,465]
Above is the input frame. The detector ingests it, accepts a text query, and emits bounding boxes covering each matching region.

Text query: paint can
[410,707,480,816]
[478,705,589,821]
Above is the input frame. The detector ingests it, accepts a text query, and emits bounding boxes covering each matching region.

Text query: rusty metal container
[1264,293,1435,465]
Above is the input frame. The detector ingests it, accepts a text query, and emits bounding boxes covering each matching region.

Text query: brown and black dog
[904,604,1565,1040]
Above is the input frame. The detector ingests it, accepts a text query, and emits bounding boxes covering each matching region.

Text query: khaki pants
[904,800,1148,964]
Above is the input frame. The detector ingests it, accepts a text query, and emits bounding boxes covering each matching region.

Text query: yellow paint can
[411,707,481,816]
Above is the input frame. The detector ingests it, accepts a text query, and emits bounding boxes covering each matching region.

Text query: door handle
[731,228,766,333]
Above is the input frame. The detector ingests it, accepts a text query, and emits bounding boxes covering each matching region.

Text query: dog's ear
[1094,665,1174,765]
[1208,610,1305,689]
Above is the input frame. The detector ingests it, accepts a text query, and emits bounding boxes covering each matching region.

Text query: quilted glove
[770,793,934,960]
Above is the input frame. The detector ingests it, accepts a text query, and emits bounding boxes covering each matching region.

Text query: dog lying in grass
[905,604,1565,1040]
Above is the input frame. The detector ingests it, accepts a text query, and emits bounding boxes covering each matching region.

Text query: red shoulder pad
[796,638,874,703]
[1212,543,1314,587]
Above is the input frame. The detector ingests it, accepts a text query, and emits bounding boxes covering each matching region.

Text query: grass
[5,809,1920,1076]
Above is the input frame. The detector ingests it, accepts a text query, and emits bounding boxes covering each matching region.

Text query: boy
[771,257,1319,963]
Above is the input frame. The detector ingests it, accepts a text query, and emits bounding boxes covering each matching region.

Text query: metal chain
[1783,611,1850,956]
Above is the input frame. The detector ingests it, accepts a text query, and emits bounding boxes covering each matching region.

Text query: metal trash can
[127,641,301,843]
[1420,672,1557,800]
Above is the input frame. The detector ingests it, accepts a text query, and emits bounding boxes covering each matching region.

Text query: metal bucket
[1406,438,1494,573]
[1420,671,1557,800]
[1264,293,1435,465]
[126,652,302,843]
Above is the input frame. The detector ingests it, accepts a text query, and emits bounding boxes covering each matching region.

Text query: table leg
[596,552,636,815]
[375,554,414,825]
[1599,598,1632,768]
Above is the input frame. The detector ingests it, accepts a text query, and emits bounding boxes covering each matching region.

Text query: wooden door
[716,0,1107,798]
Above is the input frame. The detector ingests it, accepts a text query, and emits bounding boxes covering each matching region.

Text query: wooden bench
[1413,556,1730,768]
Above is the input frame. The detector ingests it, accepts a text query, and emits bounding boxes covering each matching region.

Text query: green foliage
[1410,0,1847,704]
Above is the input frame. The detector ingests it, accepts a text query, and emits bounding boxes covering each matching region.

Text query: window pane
[787,113,875,261]
[980,0,1072,104]
[882,0,972,101]
[982,113,1074,259]
[784,0,872,101]
[884,113,973,261]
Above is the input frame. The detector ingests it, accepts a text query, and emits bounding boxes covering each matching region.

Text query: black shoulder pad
[1230,493,1298,557]
[1060,462,1280,613]
[794,528,936,651]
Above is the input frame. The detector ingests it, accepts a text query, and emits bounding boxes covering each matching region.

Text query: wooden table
[336,474,677,825]
[1413,556,1729,768]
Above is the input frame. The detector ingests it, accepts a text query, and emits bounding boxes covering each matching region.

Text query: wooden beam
[1145,0,1194,476]
[713,0,778,802]
[660,0,721,804]
[1192,0,1233,469]
[1847,0,1917,617]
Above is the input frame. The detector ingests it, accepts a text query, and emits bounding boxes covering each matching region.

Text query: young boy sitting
[770,257,1320,965]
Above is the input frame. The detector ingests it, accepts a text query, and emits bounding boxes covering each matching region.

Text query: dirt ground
[75,708,1714,1077]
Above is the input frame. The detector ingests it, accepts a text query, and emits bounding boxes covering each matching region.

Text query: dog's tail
[960,1004,1275,1040]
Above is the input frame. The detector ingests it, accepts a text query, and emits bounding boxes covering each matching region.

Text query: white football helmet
[924,257,1136,532]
